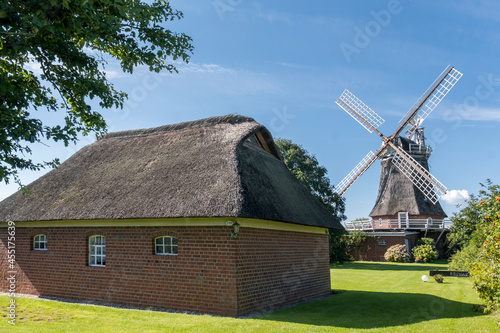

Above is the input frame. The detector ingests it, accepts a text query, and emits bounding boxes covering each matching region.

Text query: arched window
[33,234,47,250]
[155,236,178,255]
[89,235,106,266]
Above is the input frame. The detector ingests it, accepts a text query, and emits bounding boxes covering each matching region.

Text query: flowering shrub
[384,244,410,263]
[412,244,438,263]
[471,213,500,312]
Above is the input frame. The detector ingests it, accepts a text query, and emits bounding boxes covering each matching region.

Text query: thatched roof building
[1,114,341,229]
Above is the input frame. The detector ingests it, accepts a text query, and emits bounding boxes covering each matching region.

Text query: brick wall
[0,224,331,317]
[349,233,420,261]
[236,228,331,315]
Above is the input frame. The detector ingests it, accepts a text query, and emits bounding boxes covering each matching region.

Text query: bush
[434,274,444,283]
[470,214,500,312]
[449,244,481,271]
[416,237,435,247]
[384,244,410,263]
[329,228,350,263]
[412,244,438,263]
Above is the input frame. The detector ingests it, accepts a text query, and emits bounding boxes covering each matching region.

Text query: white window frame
[89,235,106,267]
[398,212,409,228]
[155,236,178,255]
[33,234,47,250]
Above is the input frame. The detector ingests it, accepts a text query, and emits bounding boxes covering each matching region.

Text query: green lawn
[1,261,499,332]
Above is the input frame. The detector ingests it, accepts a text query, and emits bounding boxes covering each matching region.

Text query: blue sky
[2,0,500,222]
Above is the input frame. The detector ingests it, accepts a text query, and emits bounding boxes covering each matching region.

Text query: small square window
[33,234,47,251]
[154,236,178,256]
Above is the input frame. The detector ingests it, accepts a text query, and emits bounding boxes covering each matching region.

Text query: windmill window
[379,218,383,226]
[89,235,106,267]
[33,234,47,250]
[427,217,433,225]
[378,240,387,246]
[155,236,178,255]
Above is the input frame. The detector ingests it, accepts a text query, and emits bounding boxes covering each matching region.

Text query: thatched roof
[369,137,447,218]
[1,115,342,229]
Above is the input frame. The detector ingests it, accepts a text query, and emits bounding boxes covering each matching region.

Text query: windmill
[334,66,462,232]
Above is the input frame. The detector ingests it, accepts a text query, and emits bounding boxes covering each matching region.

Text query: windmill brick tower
[334,66,462,261]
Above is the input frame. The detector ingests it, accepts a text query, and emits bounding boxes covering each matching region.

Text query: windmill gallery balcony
[344,218,452,232]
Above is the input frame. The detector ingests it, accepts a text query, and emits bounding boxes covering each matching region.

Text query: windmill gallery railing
[344,218,452,232]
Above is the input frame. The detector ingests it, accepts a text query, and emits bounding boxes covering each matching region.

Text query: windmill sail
[335,150,378,195]
[336,89,385,134]
[397,66,463,137]
[389,143,447,204]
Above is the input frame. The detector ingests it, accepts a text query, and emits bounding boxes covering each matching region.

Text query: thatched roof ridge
[1,115,341,229]
[102,114,255,140]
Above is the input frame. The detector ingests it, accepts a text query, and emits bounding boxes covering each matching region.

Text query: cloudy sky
[2,0,500,221]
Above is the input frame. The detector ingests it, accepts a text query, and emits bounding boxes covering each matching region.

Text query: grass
[1,260,499,332]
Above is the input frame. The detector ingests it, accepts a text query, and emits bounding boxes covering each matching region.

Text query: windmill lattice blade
[336,89,385,134]
[399,67,462,133]
[391,146,447,204]
[335,151,377,196]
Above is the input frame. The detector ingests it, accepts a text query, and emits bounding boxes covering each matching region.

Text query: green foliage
[448,180,500,249]
[341,230,369,261]
[0,0,193,187]
[412,244,438,263]
[417,237,435,247]
[384,244,410,263]
[328,228,350,263]
[433,274,444,283]
[448,244,481,271]
[446,180,500,312]
[470,211,500,312]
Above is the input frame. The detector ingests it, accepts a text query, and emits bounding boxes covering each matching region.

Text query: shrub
[449,244,481,271]
[412,244,438,263]
[416,237,435,247]
[470,214,500,312]
[384,244,410,263]
[434,274,444,283]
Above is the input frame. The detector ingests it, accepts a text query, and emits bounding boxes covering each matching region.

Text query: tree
[448,180,500,249]
[274,138,347,262]
[1,0,193,187]
[447,180,500,311]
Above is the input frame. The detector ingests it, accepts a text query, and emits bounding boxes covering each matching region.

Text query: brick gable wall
[1,224,331,316]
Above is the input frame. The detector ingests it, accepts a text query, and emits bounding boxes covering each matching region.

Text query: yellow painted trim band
[2,218,328,235]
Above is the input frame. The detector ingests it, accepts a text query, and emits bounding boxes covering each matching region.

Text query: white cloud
[442,189,470,206]
[466,107,500,122]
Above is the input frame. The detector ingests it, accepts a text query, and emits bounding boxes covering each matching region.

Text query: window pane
[165,245,171,254]
[90,247,95,255]
[97,247,102,255]
[156,246,163,254]
[165,237,171,246]
[96,257,102,265]
[172,238,178,245]
[155,238,162,246]
[40,242,46,249]
[172,246,178,255]
[90,257,95,265]
[41,235,46,242]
